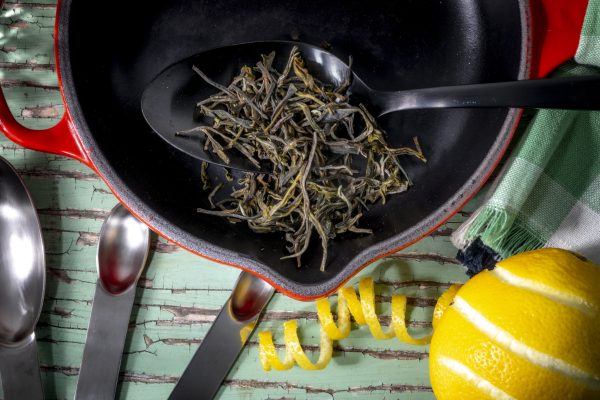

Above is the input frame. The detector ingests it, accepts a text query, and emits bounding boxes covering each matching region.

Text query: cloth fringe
[452,205,545,260]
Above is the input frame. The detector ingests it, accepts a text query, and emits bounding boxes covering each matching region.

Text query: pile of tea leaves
[181,46,425,271]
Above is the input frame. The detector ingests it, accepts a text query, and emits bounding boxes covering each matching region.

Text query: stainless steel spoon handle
[74,283,137,400]
[0,335,43,400]
[169,273,275,400]
[374,75,600,116]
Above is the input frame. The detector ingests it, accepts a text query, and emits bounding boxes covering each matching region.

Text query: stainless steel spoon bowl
[75,203,150,400]
[97,204,151,295]
[0,156,45,400]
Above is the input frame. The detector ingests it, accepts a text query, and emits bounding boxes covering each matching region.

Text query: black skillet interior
[62,0,525,296]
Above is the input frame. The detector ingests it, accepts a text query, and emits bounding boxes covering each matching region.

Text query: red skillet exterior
[0,0,588,301]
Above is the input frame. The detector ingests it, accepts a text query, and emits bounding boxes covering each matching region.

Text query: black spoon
[141,41,600,173]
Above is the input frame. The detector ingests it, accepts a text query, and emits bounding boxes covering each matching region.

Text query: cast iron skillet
[0,0,588,300]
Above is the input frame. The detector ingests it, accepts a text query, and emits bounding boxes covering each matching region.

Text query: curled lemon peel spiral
[258,278,463,371]
[258,321,332,371]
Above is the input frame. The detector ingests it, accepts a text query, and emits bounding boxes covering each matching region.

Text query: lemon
[429,248,600,399]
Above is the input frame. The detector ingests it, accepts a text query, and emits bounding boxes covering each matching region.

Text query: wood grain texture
[0,2,479,399]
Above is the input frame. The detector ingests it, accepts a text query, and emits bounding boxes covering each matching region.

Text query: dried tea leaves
[185,47,425,271]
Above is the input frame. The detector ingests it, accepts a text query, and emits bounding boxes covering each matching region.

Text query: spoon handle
[74,282,136,400]
[0,335,44,400]
[169,274,275,400]
[375,75,600,115]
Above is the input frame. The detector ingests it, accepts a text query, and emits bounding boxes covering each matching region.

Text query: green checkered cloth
[452,0,600,264]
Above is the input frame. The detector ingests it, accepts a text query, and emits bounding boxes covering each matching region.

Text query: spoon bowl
[0,156,45,399]
[97,204,151,295]
[0,156,45,346]
[142,41,600,173]
[230,271,275,322]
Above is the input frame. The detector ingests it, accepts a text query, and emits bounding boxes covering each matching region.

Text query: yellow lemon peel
[259,277,456,371]
[239,321,257,343]
[432,283,462,330]
[258,320,332,371]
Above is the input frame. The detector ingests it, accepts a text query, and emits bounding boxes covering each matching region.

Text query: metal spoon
[169,271,274,400]
[141,40,600,173]
[74,204,150,400]
[0,156,45,400]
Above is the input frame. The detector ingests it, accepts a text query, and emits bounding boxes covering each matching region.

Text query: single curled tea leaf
[188,46,426,271]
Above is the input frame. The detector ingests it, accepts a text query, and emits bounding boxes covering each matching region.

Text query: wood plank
[0,4,56,68]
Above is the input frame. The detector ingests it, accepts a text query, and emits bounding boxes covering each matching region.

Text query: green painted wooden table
[0,1,479,398]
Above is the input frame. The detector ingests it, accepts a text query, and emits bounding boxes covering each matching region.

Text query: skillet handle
[530,0,588,78]
[0,90,90,165]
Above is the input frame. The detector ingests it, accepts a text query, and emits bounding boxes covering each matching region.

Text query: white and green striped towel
[452,0,600,271]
